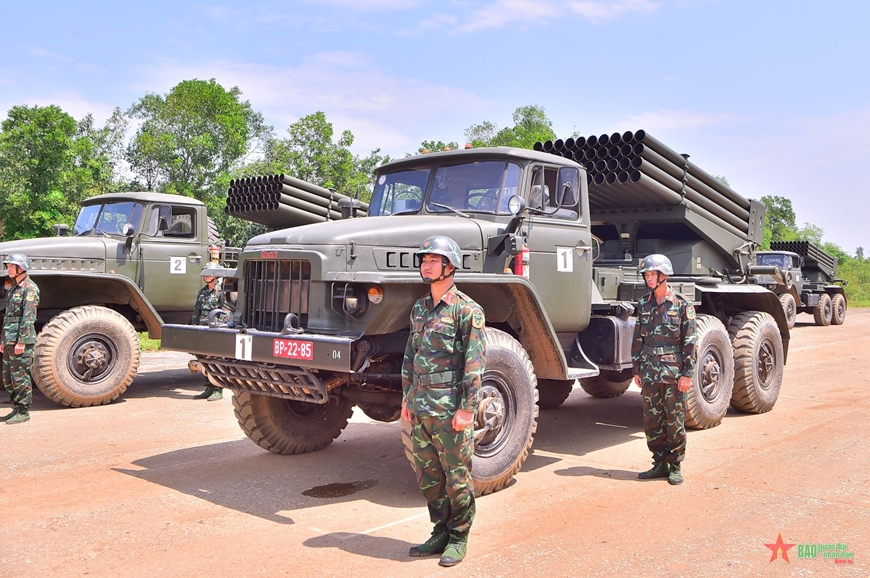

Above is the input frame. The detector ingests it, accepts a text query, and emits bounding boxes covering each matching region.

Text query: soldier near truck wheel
[631,254,696,485]
[190,262,229,401]
[1,254,40,425]
[401,235,486,568]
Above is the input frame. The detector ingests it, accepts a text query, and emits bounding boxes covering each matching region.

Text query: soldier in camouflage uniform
[191,262,230,401]
[1,254,40,425]
[632,254,696,485]
[401,235,486,567]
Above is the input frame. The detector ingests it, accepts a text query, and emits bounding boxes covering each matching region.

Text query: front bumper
[161,324,357,403]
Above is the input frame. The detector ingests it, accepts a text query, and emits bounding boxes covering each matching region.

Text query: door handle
[575,245,592,256]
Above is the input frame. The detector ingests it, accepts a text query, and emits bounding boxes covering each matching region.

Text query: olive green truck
[161,133,791,495]
[0,192,235,407]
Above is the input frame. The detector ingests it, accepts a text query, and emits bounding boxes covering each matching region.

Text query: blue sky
[2,0,868,254]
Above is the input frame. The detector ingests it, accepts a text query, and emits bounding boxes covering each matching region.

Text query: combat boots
[0,406,19,422]
[409,529,450,557]
[638,461,670,480]
[668,464,684,485]
[206,387,223,402]
[193,385,215,400]
[439,536,468,567]
[5,407,30,425]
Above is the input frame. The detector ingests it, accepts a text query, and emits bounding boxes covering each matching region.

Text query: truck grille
[243,260,310,332]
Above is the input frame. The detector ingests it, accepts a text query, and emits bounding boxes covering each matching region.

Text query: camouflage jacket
[402,284,486,418]
[631,288,696,381]
[191,285,228,326]
[3,276,40,345]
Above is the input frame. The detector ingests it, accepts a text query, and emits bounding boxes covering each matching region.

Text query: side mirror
[52,223,70,237]
[122,223,135,236]
[507,195,526,215]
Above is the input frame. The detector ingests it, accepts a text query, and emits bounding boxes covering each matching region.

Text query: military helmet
[416,235,462,268]
[639,254,673,276]
[3,253,30,272]
[200,262,221,277]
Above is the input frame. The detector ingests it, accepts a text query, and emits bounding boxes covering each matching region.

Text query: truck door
[138,204,208,312]
[525,165,593,331]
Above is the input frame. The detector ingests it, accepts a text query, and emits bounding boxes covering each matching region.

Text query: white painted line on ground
[309,512,429,541]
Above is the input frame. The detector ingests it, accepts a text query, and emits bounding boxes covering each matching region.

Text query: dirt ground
[1,310,868,578]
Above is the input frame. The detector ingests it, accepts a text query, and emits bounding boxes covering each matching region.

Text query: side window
[147,206,196,239]
[530,166,578,220]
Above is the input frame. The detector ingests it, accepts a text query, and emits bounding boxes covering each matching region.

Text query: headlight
[334,284,368,317]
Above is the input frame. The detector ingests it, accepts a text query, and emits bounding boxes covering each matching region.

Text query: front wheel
[33,306,140,407]
[401,327,538,496]
[579,370,633,399]
[234,390,354,454]
[779,293,796,329]
[537,379,574,410]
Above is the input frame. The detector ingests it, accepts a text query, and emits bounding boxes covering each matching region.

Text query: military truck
[0,192,238,407]
[161,133,790,495]
[754,241,846,328]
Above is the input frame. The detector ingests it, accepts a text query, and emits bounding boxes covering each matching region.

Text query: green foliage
[464,105,556,150]
[760,195,796,248]
[711,174,730,187]
[126,79,271,201]
[838,257,870,307]
[415,140,459,155]
[137,332,162,352]
[0,105,122,240]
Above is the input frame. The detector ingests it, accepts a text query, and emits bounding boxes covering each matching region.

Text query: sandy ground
[1,310,868,578]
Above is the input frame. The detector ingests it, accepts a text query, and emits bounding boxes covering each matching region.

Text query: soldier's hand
[633,374,641,387]
[452,409,474,431]
[401,404,411,423]
[14,343,24,355]
[677,376,692,393]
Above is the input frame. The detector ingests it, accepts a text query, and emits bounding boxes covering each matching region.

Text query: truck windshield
[757,254,789,268]
[74,202,144,236]
[369,161,521,216]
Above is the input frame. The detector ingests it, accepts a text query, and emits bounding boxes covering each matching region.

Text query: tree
[126,79,271,201]
[411,140,459,156]
[857,246,864,261]
[0,105,121,240]
[463,105,556,150]
[760,195,798,248]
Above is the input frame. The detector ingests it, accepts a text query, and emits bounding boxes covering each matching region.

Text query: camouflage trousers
[641,379,687,464]
[2,344,35,409]
[408,413,475,538]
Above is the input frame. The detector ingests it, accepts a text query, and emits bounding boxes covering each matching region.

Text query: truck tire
[831,294,846,325]
[401,328,538,497]
[729,311,784,414]
[579,370,633,399]
[233,390,354,454]
[813,293,832,326]
[537,379,574,409]
[684,314,734,429]
[33,306,140,407]
[779,293,796,329]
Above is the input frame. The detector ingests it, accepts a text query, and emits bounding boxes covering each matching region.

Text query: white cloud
[299,0,424,9]
[567,0,659,24]
[140,52,491,155]
[0,92,118,124]
[619,109,744,132]
[28,47,72,62]
[455,0,561,33]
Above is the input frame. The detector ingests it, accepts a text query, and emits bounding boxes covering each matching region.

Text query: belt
[642,345,680,355]
[415,369,463,386]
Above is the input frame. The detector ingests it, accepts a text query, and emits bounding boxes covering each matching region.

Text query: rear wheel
[537,379,574,410]
[729,311,784,413]
[233,390,354,454]
[33,306,140,407]
[684,314,734,429]
[831,294,846,325]
[813,293,832,326]
[778,293,796,329]
[579,370,633,398]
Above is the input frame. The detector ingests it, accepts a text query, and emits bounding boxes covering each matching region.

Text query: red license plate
[273,339,314,360]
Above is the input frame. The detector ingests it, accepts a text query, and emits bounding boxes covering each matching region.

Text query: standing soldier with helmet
[402,235,486,567]
[1,254,40,425]
[190,262,229,401]
[632,254,696,485]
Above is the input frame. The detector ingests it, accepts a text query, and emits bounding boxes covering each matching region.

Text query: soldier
[1,254,40,425]
[632,254,696,485]
[191,262,229,401]
[401,235,486,567]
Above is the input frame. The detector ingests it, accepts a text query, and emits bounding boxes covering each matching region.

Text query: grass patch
[138,332,162,352]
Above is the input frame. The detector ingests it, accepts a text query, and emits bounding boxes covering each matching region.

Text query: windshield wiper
[93,228,112,238]
[430,203,469,218]
[390,208,421,216]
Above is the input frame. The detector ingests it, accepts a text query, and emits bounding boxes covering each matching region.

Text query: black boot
[193,385,214,400]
